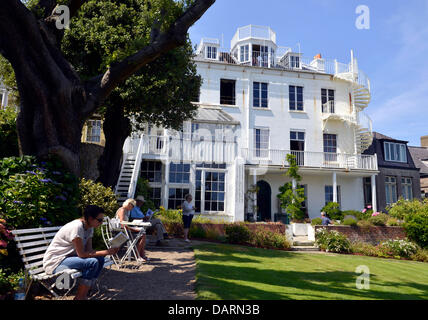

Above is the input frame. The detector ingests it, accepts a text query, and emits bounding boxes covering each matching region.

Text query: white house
[0,81,9,109]
[116,25,378,222]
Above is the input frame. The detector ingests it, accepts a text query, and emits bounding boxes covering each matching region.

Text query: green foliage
[386,217,400,226]
[62,0,201,131]
[249,229,291,250]
[0,55,19,107]
[403,212,428,248]
[380,239,419,258]
[0,268,26,295]
[277,154,306,221]
[190,224,207,239]
[78,178,119,217]
[343,210,364,220]
[357,219,373,230]
[351,240,426,262]
[367,213,389,226]
[321,202,343,221]
[343,217,358,226]
[315,228,351,253]
[387,198,428,220]
[311,217,322,226]
[0,156,80,229]
[135,178,156,212]
[225,223,251,244]
[0,107,19,158]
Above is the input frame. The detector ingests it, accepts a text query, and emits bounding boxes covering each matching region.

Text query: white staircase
[333,52,373,153]
[115,135,144,204]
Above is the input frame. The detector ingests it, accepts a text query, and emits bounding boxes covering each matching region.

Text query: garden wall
[314,225,406,245]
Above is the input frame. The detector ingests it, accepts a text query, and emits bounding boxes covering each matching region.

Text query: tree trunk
[97,104,131,188]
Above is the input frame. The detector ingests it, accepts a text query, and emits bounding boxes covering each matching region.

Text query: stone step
[293,241,315,247]
[290,246,320,252]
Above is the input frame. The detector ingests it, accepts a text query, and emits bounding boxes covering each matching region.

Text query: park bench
[12,225,113,299]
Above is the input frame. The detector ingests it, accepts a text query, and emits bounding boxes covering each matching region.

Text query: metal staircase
[333,52,373,154]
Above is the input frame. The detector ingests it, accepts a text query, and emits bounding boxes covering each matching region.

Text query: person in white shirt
[43,205,119,300]
[181,194,196,242]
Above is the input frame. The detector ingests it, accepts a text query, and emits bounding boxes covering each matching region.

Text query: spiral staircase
[323,53,373,154]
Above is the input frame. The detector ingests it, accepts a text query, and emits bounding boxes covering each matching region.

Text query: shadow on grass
[193,244,428,300]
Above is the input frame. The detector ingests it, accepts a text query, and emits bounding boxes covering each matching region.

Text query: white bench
[12,226,113,299]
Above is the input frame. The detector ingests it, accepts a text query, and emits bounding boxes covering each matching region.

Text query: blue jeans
[54,256,105,286]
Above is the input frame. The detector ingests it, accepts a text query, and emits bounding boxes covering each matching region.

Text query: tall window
[385,176,397,205]
[321,89,335,113]
[195,165,226,213]
[289,86,303,111]
[220,79,236,105]
[384,142,407,163]
[363,177,372,207]
[290,131,305,165]
[253,82,268,108]
[253,45,268,67]
[140,161,162,183]
[86,120,101,143]
[148,187,162,208]
[290,55,300,68]
[325,185,341,205]
[240,45,249,62]
[323,133,337,162]
[0,92,3,108]
[206,46,217,60]
[254,128,269,158]
[401,177,413,200]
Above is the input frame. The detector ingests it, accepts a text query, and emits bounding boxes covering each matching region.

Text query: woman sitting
[115,198,150,262]
[43,205,119,300]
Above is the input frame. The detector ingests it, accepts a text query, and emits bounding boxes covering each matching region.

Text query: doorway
[257,180,272,221]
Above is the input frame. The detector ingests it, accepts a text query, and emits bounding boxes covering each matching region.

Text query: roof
[194,106,240,125]
[373,132,408,143]
[409,146,428,175]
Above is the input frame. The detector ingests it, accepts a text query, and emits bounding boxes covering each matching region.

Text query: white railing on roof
[231,25,276,48]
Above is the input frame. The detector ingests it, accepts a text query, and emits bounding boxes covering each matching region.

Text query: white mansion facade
[116,25,379,221]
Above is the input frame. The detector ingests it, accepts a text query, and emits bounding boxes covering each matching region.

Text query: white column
[333,172,337,203]
[371,174,377,213]
[163,160,170,208]
[252,169,257,221]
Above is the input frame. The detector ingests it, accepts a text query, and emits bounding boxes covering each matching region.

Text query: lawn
[192,243,428,300]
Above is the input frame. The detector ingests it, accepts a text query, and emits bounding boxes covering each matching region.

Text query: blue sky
[189,0,428,146]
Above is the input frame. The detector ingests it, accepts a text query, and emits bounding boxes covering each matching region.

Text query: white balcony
[241,149,378,171]
[231,25,276,49]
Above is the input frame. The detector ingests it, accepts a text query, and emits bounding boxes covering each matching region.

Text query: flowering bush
[387,198,428,220]
[311,218,322,226]
[315,228,351,253]
[380,239,419,258]
[0,219,14,257]
[0,156,80,229]
[342,217,358,226]
[78,178,119,217]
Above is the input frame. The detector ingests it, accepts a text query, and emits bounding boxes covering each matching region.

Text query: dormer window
[206,46,217,60]
[384,142,407,163]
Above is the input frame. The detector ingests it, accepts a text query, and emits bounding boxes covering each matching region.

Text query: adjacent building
[409,136,428,198]
[364,132,421,212]
[0,81,9,109]
[116,25,378,221]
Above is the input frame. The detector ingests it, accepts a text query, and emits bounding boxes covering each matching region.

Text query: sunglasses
[95,218,104,223]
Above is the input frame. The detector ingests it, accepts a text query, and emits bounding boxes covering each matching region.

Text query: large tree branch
[82,0,215,118]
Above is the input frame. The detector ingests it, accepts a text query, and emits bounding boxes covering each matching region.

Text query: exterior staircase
[115,155,136,204]
[291,236,320,252]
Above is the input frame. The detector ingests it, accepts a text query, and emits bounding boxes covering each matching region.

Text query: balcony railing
[241,149,378,170]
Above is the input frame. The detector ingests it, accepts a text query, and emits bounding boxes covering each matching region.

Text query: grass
[192,243,428,300]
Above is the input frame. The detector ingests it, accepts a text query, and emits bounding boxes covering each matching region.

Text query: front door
[257,180,272,222]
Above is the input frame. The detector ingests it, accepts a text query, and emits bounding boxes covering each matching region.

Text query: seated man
[321,212,334,226]
[131,195,170,246]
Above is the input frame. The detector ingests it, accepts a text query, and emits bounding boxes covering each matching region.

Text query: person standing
[181,194,196,242]
[43,205,119,300]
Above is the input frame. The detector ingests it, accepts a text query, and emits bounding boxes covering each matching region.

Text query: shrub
[225,223,251,244]
[343,217,358,226]
[78,178,119,217]
[135,178,156,212]
[315,228,351,253]
[0,106,19,158]
[158,207,182,223]
[311,217,322,226]
[410,248,428,263]
[250,229,291,250]
[367,213,389,226]
[386,217,400,226]
[0,156,80,229]
[190,224,207,239]
[205,227,221,241]
[380,239,419,258]
[388,198,428,220]
[321,202,343,221]
[357,219,373,229]
[342,210,361,220]
[403,212,428,248]
[356,206,374,221]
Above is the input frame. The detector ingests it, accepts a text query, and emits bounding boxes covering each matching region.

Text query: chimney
[421,135,428,148]
[314,53,322,59]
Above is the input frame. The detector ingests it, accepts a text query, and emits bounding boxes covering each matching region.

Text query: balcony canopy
[194,106,240,125]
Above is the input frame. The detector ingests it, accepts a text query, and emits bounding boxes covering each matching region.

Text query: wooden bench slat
[28,266,45,275]
[25,260,44,270]
[14,232,57,242]
[22,253,46,263]
[19,245,50,256]
[17,239,52,249]
[12,226,62,235]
